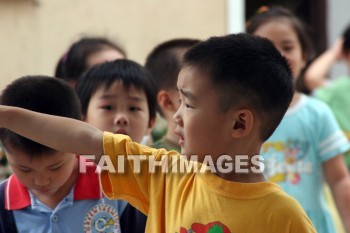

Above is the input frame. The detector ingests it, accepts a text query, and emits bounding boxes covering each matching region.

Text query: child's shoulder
[303,94,329,108]
[267,190,316,231]
[298,94,334,117]
[315,77,350,101]
[261,185,312,222]
[321,77,350,91]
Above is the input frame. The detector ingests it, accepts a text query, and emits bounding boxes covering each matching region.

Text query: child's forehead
[99,80,146,95]
[177,66,221,102]
[178,65,212,87]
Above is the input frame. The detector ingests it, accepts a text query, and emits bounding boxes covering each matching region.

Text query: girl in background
[247,6,350,233]
[55,37,126,88]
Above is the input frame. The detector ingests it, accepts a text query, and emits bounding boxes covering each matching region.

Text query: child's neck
[217,171,266,183]
[213,139,266,183]
[217,154,266,183]
[290,92,301,108]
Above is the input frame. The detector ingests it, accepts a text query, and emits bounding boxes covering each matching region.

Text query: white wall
[0,0,226,90]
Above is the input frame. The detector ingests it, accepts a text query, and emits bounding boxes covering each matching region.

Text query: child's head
[76,59,157,143]
[0,76,81,198]
[55,37,126,87]
[247,6,314,90]
[342,25,350,61]
[174,33,293,158]
[145,38,200,119]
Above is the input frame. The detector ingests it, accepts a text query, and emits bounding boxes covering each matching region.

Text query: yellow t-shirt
[100,132,316,233]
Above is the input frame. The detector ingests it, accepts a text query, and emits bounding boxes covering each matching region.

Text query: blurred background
[0,0,349,90]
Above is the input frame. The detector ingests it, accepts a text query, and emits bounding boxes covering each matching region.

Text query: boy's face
[174,66,234,160]
[85,81,151,143]
[5,146,78,199]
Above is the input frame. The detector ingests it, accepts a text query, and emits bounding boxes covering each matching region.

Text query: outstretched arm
[323,155,350,232]
[304,38,344,91]
[0,106,104,160]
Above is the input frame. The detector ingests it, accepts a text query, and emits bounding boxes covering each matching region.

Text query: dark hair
[0,76,82,156]
[342,24,350,56]
[184,33,294,141]
[145,38,200,116]
[145,38,200,91]
[55,37,126,81]
[55,53,67,78]
[246,6,314,94]
[76,59,157,125]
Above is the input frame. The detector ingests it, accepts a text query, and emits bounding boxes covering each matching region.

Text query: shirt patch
[84,203,120,233]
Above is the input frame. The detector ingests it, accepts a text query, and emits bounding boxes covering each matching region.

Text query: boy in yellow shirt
[0,33,316,232]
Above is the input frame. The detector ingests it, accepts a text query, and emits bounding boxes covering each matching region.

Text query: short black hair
[0,76,82,156]
[145,38,200,91]
[76,59,157,125]
[342,24,350,56]
[184,33,294,141]
[55,37,126,81]
[145,38,200,116]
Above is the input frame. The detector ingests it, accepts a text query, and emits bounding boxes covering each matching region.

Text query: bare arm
[304,39,344,91]
[323,155,350,232]
[0,106,104,160]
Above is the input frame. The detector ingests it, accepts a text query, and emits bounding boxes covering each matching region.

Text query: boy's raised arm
[0,106,104,159]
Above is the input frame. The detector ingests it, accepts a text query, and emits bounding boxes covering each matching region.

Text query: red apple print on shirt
[180,221,231,233]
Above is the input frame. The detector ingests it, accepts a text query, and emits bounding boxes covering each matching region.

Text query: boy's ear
[158,90,177,113]
[231,109,254,138]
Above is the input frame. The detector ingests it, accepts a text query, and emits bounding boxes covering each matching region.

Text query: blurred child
[55,37,126,87]
[76,59,157,233]
[145,38,200,152]
[0,76,126,233]
[247,6,350,233]
[0,34,316,232]
[305,25,350,167]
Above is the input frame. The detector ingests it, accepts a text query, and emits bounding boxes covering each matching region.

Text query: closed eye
[49,165,62,171]
[18,167,31,173]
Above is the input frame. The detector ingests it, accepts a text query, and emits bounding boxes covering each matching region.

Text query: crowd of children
[0,5,350,233]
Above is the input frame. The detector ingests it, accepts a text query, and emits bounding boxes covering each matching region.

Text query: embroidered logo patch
[84,203,120,233]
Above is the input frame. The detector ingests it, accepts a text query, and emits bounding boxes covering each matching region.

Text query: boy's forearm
[1,106,104,158]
